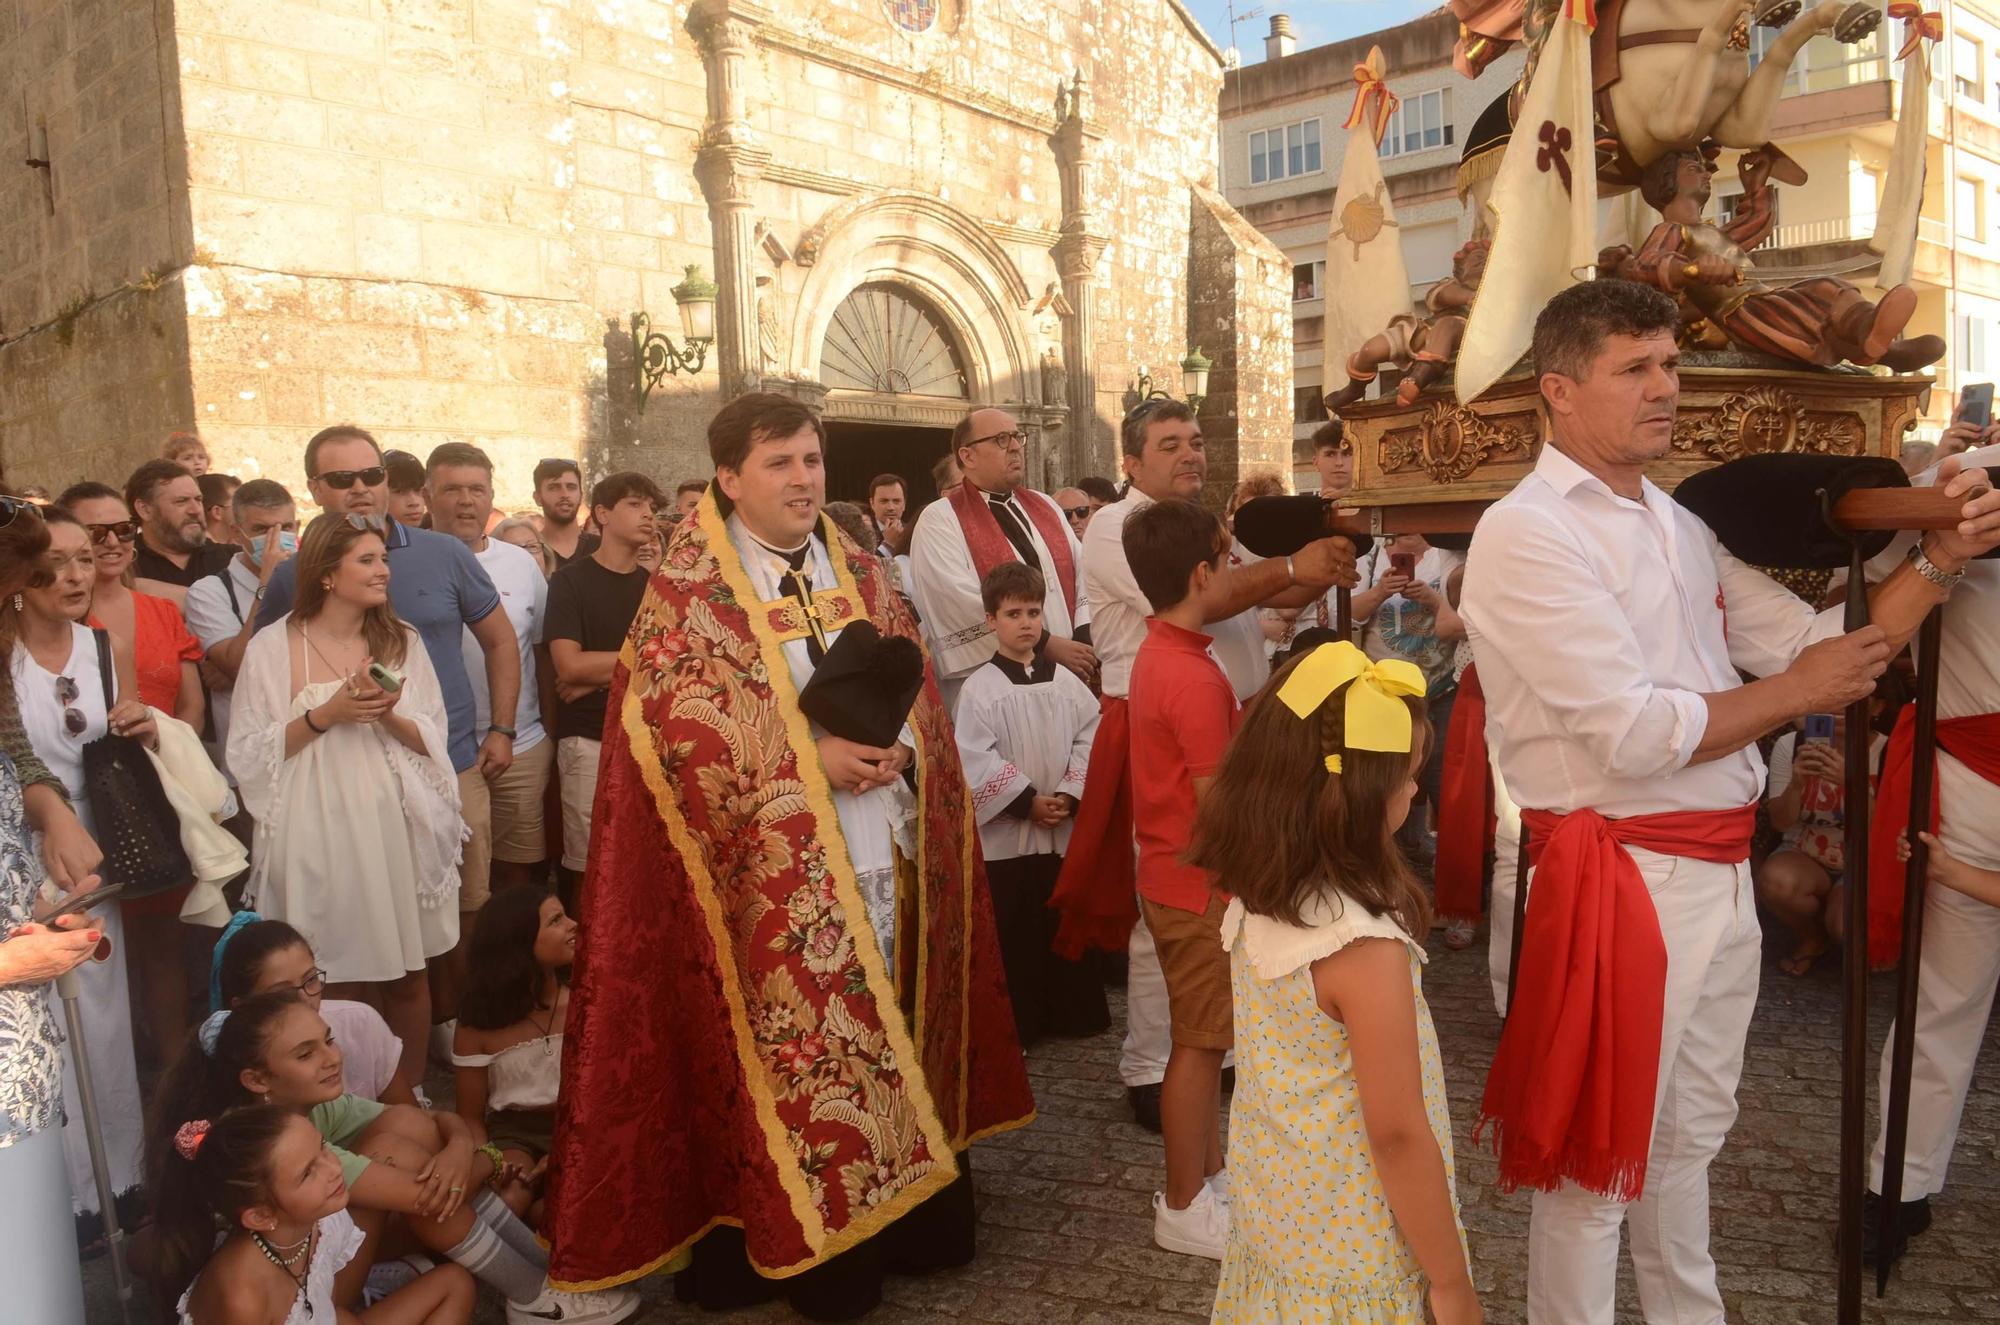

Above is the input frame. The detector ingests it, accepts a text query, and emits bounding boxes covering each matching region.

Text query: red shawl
[1477,803,1755,1202]
[945,480,1079,618]
[1048,695,1136,958]
[544,498,1034,1290]
[1434,663,1493,923]
[1867,709,2000,968]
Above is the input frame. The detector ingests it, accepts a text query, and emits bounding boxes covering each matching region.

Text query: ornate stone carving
[1040,346,1067,406]
[1379,400,1536,484]
[1670,385,1864,461]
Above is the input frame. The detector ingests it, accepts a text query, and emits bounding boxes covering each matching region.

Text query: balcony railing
[1747,214,1949,251]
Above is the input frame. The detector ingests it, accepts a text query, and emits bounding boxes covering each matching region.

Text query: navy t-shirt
[257,521,501,771]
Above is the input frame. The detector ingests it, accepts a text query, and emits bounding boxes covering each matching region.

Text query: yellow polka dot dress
[1211,891,1467,1324]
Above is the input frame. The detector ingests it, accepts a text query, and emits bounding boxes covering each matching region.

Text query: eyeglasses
[1061,505,1090,521]
[55,676,85,739]
[345,513,387,534]
[84,521,137,546]
[313,467,386,490]
[968,430,1026,452]
[285,967,328,998]
[0,495,42,529]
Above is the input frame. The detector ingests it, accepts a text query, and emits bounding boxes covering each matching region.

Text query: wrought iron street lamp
[1134,345,1213,414]
[630,265,718,414]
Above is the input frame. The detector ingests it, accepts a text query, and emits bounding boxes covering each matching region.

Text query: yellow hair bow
[1277,641,1426,754]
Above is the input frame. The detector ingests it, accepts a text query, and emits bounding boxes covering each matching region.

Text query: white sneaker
[1205,1166,1231,1205]
[505,1282,642,1325]
[429,1019,457,1068]
[1153,1186,1229,1259]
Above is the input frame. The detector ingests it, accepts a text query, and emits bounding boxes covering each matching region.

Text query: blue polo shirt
[257,521,501,772]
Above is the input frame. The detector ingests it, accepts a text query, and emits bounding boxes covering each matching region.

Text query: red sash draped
[1867,709,2000,969]
[944,480,1079,619]
[1434,663,1493,923]
[1477,802,1755,1203]
[1048,695,1135,958]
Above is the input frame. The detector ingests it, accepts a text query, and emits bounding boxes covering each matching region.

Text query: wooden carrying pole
[1876,606,1946,1295]
[1836,534,1873,1325]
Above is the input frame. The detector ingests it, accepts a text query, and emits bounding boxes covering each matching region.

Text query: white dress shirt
[1082,489,1269,702]
[1463,444,1847,819]
[1840,443,2000,870]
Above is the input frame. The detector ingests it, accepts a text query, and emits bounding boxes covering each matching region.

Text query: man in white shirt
[910,408,1097,709]
[1861,440,2000,1267]
[1463,280,2000,1325]
[1064,397,1356,1128]
[182,479,300,783]
[428,443,555,895]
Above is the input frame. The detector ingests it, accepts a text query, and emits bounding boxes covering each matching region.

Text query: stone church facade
[0,0,1293,508]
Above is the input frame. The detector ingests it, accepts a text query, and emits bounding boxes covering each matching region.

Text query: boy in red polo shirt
[1122,497,1242,1259]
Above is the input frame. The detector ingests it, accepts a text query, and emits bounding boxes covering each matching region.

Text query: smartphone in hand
[1959,382,1994,429]
[1389,551,1418,580]
[366,662,404,694]
[1804,713,1836,745]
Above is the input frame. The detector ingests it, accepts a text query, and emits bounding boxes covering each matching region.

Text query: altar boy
[955,562,1109,1047]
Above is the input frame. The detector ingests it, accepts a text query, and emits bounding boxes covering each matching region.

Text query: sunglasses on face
[314,467,386,490]
[85,521,137,546]
[56,676,85,738]
[1061,505,1090,521]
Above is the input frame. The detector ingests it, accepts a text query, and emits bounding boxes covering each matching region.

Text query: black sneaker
[1858,1191,1933,1269]
[1127,1082,1162,1133]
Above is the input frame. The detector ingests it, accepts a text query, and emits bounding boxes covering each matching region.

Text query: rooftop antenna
[1226,0,1265,113]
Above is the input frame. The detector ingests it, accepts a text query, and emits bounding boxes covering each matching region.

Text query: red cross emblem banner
[1457,0,1600,403]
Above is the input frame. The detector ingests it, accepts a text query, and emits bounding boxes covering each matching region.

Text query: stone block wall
[1190,183,1295,506]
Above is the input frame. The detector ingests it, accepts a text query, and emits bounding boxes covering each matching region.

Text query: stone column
[1048,74,1109,479]
[689,0,773,400]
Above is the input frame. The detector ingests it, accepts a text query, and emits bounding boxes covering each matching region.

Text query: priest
[542,392,1034,1319]
[910,407,1096,710]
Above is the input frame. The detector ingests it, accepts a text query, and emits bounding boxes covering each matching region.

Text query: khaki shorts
[1141,892,1234,1050]
[457,766,494,911]
[558,736,603,873]
[489,737,555,865]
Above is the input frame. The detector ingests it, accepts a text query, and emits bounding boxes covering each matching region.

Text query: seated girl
[212,912,416,1106]
[157,1103,472,1324]
[145,990,640,1325]
[451,887,574,1221]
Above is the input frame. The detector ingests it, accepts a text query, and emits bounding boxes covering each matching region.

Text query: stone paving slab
[89,938,2000,1323]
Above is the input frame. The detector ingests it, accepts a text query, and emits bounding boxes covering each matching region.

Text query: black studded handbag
[79,628,191,899]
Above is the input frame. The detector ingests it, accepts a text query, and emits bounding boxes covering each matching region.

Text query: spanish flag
[1456,0,1600,403]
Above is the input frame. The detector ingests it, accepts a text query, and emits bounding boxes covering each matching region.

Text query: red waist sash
[1433,662,1492,923]
[1477,802,1756,1202]
[1867,709,2000,968]
[1048,695,1134,958]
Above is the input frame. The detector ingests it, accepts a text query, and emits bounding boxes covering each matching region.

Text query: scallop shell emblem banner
[1324,46,1414,396]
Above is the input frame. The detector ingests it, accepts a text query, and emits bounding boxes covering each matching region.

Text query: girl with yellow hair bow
[1187,642,1477,1325]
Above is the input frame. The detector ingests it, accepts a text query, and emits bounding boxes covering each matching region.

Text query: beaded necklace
[252,1226,317,1316]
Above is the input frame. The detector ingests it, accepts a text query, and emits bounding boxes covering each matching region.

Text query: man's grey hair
[1530,279,1679,387]
[231,478,294,522]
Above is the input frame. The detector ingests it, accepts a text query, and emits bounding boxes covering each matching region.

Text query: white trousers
[1487,745,1525,1018]
[1120,903,1172,1087]
[1526,851,1762,1325]
[1869,878,2000,1196]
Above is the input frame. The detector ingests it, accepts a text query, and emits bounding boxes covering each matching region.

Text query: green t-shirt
[310,1093,386,1187]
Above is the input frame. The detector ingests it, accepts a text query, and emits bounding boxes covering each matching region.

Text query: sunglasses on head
[539,457,579,470]
[0,495,43,530]
[85,521,137,546]
[314,466,386,491]
[345,513,388,534]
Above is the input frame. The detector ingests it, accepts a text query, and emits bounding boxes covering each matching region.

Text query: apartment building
[1223,5,1997,467]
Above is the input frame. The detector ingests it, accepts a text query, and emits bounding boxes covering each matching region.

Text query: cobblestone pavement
[92,936,2000,1324]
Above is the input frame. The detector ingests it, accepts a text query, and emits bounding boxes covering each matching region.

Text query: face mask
[251,531,298,561]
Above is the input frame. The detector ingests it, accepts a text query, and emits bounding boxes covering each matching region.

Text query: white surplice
[726,516,917,967]
[909,487,1090,685]
[954,653,1097,862]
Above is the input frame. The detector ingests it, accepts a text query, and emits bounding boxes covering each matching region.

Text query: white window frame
[1957,175,1984,240]
[1379,88,1453,160]
[1956,33,1984,101]
[1247,118,1323,185]
[1292,259,1326,302]
[1959,312,1988,373]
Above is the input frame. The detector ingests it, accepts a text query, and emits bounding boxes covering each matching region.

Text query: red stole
[1477,803,1755,1203]
[945,480,1079,619]
[1434,663,1493,923]
[1867,708,2000,968]
[1048,695,1136,958]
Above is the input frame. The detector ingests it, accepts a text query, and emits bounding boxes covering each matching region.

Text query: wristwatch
[1907,539,1965,592]
[487,723,517,738]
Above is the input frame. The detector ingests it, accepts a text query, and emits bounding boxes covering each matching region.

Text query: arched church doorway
[818,282,969,512]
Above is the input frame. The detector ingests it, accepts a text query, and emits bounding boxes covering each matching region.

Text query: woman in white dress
[228,514,464,1092]
[8,508,156,1232]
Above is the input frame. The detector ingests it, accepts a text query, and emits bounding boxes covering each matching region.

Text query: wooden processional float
[1234,356,1991,1322]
